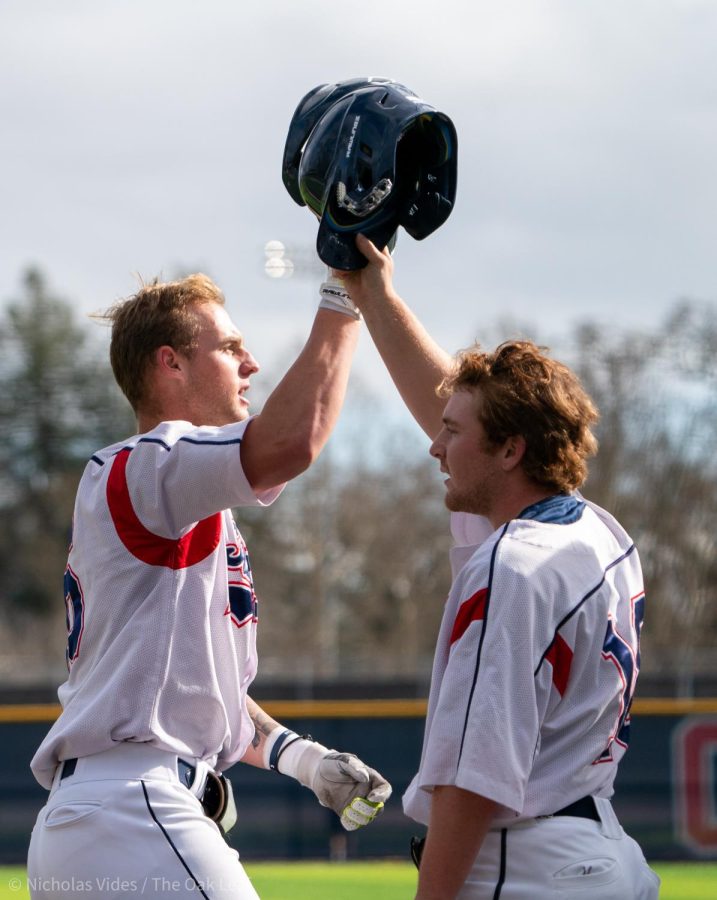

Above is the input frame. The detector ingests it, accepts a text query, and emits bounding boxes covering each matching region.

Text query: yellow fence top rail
[1,697,717,724]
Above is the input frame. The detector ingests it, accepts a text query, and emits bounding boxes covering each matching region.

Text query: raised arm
[240,308,359,492]
[339,234,454,439]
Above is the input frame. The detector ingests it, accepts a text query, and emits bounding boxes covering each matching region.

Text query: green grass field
[1,861,715,898]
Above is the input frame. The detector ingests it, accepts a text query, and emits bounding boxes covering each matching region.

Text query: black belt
[552,795,600,821]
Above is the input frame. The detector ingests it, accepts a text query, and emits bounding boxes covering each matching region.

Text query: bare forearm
[360,294,453,439]
[339,235,453,439]
[240,696,282,769]
[240,310,359,491]
[416,786,498,900]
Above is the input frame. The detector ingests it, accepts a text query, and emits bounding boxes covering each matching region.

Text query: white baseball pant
[457,798,660,899]
[27,743,259,899]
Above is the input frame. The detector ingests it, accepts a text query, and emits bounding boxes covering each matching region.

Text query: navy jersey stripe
[100,432,245,461]
[90,455,104,466]
[177,435,243,447]
[457,522,510,765]
[534,543,637,678]
[130,435,243,450]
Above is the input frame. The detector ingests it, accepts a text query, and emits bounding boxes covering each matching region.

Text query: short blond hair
[440,340,599,493]
[105,274,224,412]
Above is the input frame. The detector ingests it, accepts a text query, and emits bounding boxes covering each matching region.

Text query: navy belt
[552,795,599,821]
[177,759,196,789]
[60,758,77,780]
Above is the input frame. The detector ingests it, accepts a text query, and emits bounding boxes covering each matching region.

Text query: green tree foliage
[0,268,134,615]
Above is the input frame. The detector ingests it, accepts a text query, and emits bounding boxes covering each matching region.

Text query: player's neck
[488,483,555,530]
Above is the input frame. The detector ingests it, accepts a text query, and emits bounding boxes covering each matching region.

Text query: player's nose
[239,349,259,377]
[429,433,445,460]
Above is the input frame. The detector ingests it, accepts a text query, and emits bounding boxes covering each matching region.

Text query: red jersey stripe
[450,588,488,646]
[107,448,222,569]
[545,633,573,696]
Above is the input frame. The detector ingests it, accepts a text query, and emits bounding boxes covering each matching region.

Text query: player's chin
[443,491,463,512]
[233,399,251,421]
[444,489,481,515]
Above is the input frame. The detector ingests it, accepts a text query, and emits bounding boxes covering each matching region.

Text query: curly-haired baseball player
[27,273,390,898]
[339,236,659,900]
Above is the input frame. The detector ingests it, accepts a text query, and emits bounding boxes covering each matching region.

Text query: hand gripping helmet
[282,77,458,269]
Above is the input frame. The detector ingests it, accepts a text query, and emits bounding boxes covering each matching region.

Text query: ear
[155,345,184,377]
[500,434,526,472]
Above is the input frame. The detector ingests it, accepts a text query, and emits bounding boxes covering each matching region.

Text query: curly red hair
[440,340,599,493]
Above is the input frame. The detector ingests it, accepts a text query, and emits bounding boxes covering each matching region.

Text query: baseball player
[27,273,391,899]
[339,236,660,899]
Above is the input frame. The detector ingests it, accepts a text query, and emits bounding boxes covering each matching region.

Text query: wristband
[266,728,295,771]
[266,728,315,772]
[318,276,361,320]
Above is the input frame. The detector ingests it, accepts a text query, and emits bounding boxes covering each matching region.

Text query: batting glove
[271,733,391,830]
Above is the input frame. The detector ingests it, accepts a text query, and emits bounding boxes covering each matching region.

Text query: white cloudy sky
[1,0,715,426]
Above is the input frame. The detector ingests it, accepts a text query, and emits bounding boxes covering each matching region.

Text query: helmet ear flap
[402,191,454,239]
[396,113,457,240]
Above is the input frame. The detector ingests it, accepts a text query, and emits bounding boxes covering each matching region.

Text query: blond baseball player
[27,274,390,899]
[340,236,659,900]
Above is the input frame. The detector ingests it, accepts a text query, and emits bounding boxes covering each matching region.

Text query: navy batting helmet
[282,77,458,270]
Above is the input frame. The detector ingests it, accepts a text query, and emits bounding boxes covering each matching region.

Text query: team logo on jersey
[224,539,257,629]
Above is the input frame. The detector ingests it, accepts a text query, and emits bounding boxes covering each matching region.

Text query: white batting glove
[272,734,391,830]
[318,273,361,320]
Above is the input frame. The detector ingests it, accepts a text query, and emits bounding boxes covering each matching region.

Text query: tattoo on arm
[250,706,281,750]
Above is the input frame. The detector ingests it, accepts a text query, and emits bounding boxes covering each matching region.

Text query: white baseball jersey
[449,512,494,578]
[31,418,282,790]
[403,494,645,828]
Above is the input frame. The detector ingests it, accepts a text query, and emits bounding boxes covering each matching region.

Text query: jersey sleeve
[417,537,555,815]
[120,419,283,537]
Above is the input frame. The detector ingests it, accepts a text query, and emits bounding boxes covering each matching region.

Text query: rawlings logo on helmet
[345,115,361,159]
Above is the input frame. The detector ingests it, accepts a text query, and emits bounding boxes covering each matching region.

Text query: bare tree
[1,269,714,693]
[575,301,717,691]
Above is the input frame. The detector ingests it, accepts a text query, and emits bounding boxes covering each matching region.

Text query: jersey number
[596,593,644,762]
[64,565,85,670]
